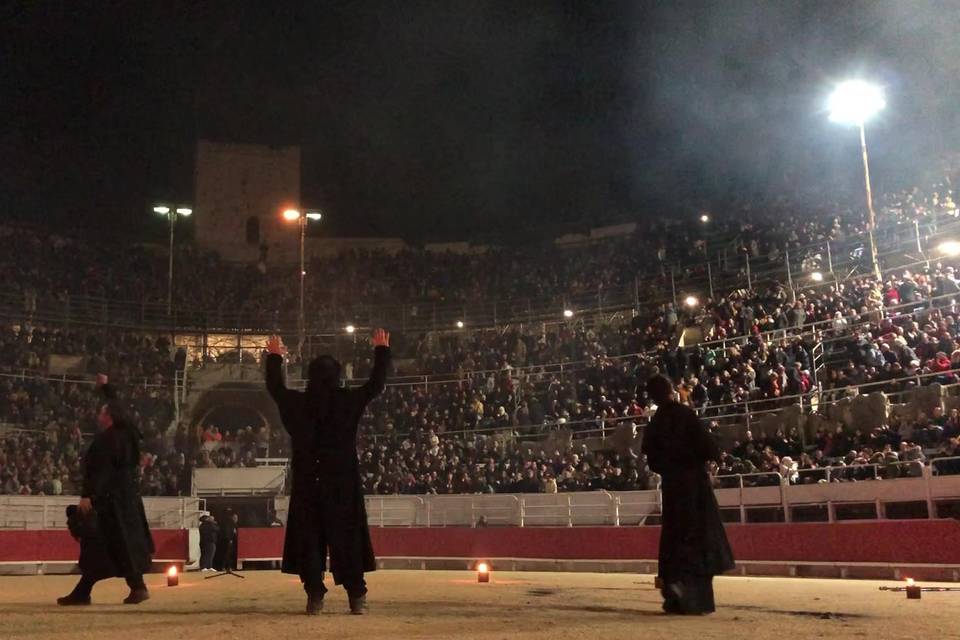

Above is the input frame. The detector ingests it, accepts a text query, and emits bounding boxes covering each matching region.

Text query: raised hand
[266,335,287,356]
[372,328,390,348]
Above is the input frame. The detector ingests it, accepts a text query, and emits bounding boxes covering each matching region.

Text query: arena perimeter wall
[3,521,959,580]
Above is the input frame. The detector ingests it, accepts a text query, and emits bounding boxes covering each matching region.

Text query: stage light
[305,211,322,221]
[283,209,301,221]
[563,309,574,318]
[167,565,179,587]
[345,324,356,334]
[456,320,464,329]
[811,271,824,282]
[905,577,921,599]
[938,241,960,256]
[175,207,192,216]
[477,562,490,583]
[700,214,710,223]
[827,80,885,125]
[684,295,698,308]
[153,205,170,215]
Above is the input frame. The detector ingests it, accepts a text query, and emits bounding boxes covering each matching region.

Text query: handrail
[0,211,956,335]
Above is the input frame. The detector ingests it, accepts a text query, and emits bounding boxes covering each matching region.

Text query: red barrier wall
[4,521,959,566]
[0,530,189,563]
[238,520,960,565]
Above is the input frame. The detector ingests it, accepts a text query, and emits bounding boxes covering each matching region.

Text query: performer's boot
[57,593,92,606]
[123,577,150,605]
[349,595,367,615]
[123,588,150,605]
[305,592,324,615]
[58,576,94,606]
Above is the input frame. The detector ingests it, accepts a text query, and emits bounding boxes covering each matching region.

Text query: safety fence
[0,496,205,530]
[1,214,956,335]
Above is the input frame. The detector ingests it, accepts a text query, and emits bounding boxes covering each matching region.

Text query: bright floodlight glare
[684,295,698,308]
[477,562,489,573]
[811,271,824,282]
[282,208,301,221]
[700,214,710,223]
[345,324,356,334]
[456,320,464,328]
[827,80,885,125]
[938,241,960,256]
[305,211,322,221]
[906,578,915,586]
[563,309,574,318]
[153,205,170,215]
[176,207,192,216]
[167,566,178,577]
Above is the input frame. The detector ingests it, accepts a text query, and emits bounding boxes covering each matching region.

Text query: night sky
[3,1,959,242]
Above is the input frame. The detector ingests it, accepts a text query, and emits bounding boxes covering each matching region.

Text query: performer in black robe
[641,375,734,615]
[265,330,390,615]
[58,377,155,605]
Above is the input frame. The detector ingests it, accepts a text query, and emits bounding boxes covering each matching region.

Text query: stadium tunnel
[187,381,284,449]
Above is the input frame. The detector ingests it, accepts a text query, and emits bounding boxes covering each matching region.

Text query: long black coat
[80,418,155,578]
[641,401,734,581]
[266,346,390,584]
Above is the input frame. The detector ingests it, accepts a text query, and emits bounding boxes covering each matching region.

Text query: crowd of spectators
[2,177,960,497]
[1,178,955,334]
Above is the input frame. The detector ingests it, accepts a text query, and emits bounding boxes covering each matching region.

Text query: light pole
[153,205,192,316]
[282,208,322,359]
[827,80,886,281]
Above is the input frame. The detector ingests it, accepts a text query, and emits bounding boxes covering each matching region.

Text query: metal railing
[1,211,958,336]
[350,459,960,527]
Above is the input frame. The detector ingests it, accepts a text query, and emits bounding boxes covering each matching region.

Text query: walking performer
[58,375,155,606]
[641,375,735,615]
[265,329,391,615]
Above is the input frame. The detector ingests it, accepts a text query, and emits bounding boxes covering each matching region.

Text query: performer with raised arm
[265,329,391,615]
[641,375,734,615]
[58,375,155,606]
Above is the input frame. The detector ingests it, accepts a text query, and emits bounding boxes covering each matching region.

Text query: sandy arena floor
[0,570,955,640]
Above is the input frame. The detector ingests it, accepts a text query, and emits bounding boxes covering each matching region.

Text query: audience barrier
[0,529,189,565]
[234,520,960,567]
[2,521,959,580]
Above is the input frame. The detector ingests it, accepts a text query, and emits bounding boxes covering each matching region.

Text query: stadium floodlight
[684,295,699,308]
[827,80,885,126]
[827,80,885,281]
[345,324,356,334]
[456,320,465,329]
[563,309,574,318]
[282,207,324,359]
[153,203,193,316]
[938,241,960,257]
[700,214,710,223]
[811,271,824,282]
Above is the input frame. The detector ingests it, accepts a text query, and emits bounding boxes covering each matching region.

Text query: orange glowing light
[477,563,489,573]
[282,209,301,221]
[906,578,915,586]
[167,566,178,577]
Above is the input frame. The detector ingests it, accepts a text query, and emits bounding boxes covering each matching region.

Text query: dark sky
[3,1,959,242]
